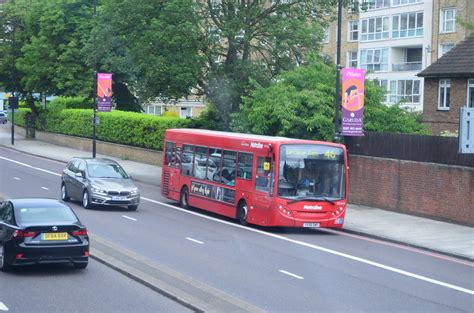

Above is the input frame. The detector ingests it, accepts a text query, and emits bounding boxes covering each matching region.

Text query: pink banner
[341,68,365,136]
[97,73,112,112]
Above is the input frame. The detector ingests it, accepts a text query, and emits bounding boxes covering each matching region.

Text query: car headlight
[130,187,139,195]
[91,185,107,195]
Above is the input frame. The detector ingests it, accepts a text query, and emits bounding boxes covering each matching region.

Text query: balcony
[391,61,422,72]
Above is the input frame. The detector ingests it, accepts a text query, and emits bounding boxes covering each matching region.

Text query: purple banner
[341,68,365,136]
[97,73,112,112]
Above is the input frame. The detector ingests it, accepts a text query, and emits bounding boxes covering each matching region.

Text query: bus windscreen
[278,144,346,201]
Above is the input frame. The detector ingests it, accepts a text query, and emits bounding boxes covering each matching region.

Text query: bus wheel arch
[180,185,190,209]
[237,199,248,226]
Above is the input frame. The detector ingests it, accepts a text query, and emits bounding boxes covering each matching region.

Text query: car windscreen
[15,205,78,226]
[87,163,129,178]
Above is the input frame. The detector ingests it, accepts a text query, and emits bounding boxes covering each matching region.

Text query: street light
[92,0,97,158]
[333,0,342,142]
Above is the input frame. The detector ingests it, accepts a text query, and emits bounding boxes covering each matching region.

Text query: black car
[0,199,89,271]
[61,158,140,211]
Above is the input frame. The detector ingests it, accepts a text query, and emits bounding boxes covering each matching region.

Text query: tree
[96,0,206,109]
[196,0,337,129]
[232,57,428,141]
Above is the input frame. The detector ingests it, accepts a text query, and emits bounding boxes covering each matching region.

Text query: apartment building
[322,0,474,112]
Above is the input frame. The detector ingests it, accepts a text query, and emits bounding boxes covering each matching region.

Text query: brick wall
[349,155,474,226]
[422,78,467,135]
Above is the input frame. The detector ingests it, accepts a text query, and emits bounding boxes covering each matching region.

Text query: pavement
[1,124,473,261]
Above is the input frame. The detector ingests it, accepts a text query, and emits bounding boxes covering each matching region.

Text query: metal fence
[344,132,474,167]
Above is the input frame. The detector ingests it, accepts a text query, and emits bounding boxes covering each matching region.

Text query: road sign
[9,96,19,109]
[459,107,474,154]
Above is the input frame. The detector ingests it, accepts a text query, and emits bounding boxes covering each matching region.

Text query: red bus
[161,129,348,228]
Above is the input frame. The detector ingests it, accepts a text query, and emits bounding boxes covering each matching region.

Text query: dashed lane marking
[122,215,137,222]
[279,270,304,280]
[186,237,204,245]
[0,302,9,311]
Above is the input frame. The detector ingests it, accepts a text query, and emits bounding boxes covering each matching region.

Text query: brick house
[417,33,474,135]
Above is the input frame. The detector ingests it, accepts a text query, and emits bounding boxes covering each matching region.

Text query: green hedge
[10,108,30,127]
[15,109,190,150]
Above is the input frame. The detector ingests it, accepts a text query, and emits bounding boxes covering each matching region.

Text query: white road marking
[186,237,204,245]
[0,302,8,311]
[142,197,474,296]
[122,215,137,222]
[0,157,61,177]
[13,177,20,180]
[41,187,49,190]
[0,156,471,296]
[279,270,304,280]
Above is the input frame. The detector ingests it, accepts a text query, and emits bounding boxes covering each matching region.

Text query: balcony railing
[392,62,422,72]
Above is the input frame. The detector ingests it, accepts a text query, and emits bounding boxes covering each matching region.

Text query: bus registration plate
[303,223,320,228]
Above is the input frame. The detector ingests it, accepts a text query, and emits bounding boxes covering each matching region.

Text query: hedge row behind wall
[17,108,191,151]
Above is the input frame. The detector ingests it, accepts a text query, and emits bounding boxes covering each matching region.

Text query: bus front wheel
[180,186,189,209]
[237,201,248,226]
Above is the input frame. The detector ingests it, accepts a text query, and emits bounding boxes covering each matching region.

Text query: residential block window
[360,48,388,71]
[438,79,451,110]
[348,21,359,41]
[441,8,456,33]
[323,26,330,43]
[392,0,423,5]
[180,107,192,118]
[468,79,474,108]
[439,43,454,57]
[362,0,389,10]
[348,51,358,68]
[392,12,423,38]
[374,79,389,102]
[389,80,421,103]
[360,16,389,41]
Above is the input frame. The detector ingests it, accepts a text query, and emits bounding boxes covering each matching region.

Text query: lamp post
[333,0,343,142]
[92,0,97,158]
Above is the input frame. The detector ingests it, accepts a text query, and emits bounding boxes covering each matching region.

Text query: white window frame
[323,26,330,43]
[439,43,454,58]
[180,107,193,118]
[392,0,423,6]
[362,0,390,10]
[440,8,456,33]
[467,79,474,108]
[360,48,389,72]
[438,79,451,110]
[347,51,358,68]
[374,79,389,103]
[389,80,421,104]
[348,21,359,42]
[360,16,390,41]
[392,11,423,39]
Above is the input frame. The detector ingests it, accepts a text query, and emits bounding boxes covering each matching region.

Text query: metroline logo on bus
[341,68,365,136]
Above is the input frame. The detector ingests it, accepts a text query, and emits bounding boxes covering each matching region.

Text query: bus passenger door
[249,156,274,226]
[169,146,181,195]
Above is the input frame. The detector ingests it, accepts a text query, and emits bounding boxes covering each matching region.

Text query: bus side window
[222,150,237,186]
[208,148,222,183]
[165,142,174,166]
[255,157,273,193]
[193,146,208,180]
[237,153,253,180]
[181,145,195,176]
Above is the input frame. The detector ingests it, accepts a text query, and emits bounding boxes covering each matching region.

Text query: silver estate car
[61,158,140,211]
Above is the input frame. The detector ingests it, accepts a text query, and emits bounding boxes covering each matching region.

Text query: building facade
[321,0,474,112]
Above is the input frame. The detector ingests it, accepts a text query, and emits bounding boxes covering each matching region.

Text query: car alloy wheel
[83,190,91,209]
[61,184,70,202]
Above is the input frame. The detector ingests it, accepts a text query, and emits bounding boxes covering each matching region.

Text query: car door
[0,202,14,244]
[70,160,86,198]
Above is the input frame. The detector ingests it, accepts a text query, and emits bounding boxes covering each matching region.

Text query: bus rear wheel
[237,201,248,226]
[180,186,189,209]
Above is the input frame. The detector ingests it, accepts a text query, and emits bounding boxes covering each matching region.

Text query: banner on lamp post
[97,73,112,112]
[341,68,365,136]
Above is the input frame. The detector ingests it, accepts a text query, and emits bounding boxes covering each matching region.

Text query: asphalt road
[0,259,191,313]
[1,147,473,313]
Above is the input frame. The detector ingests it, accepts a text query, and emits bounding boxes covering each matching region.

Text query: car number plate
[303,223,320,228]
[43,232,68,240]
[112,196,127,200]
